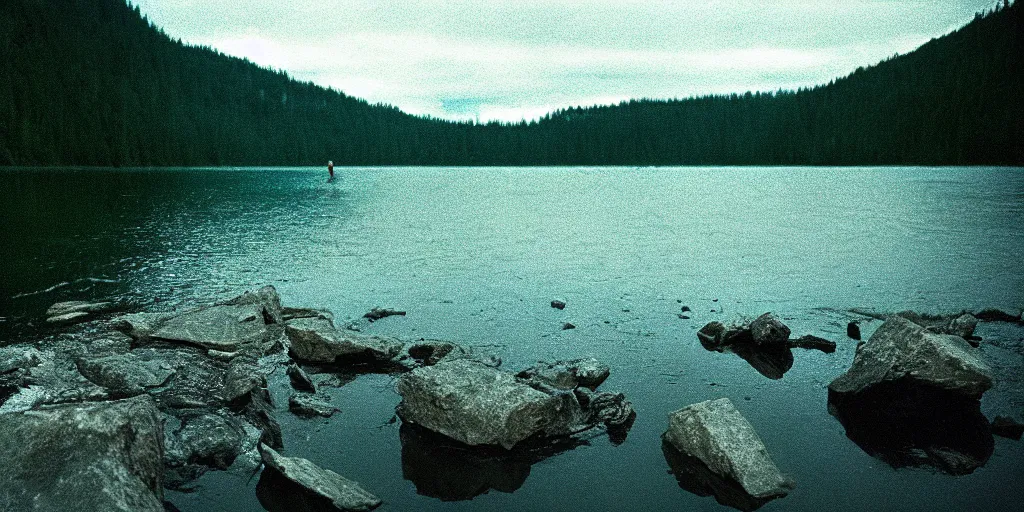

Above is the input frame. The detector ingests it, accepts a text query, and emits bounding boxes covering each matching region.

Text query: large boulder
[151,304,272,351]
[285,317,402,363]
[0,396,165,511]
[828,316,993,399]
[225,285,284,325]
[396,359,585,449]
[663,398,793,500]
[260,444,381,511]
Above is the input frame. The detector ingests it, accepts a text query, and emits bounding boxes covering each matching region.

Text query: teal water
[1,167,1023,511]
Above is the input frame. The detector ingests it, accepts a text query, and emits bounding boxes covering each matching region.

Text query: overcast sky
[132,0,996,122]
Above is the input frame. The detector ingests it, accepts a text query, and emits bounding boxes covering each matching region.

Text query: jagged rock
[46,300,114,317]
[407,340,468,366]
[396,359,583,449]
[517,358,611,391]
[551,300,567,310]
[225,285,284,324]
[207,349,238,362]
[152,304,272,351]
[663,398,793,500]
[287,363,317,393]
[787,335,837,353]
[282,307,334,322]
[76,353,175,398]
[260,444,382,511]
[991,416,1024,440]
[289,393,339,418]
[0,346,42,405]
[166,412,246,470]
[363,307,406,322]
[0,396,164,511]
[583,390,635,427]
[245,388,283,450]
[829,316,993,399]
[285,317,402,363]
[749,313,790,347]
[948,313,980,339]
[223,355,265,404]
[114,312,177,342]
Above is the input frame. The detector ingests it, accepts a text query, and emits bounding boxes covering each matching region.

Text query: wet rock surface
[663,398,793,501]
[0,395,165,511]
[662,440,776,512]
[289,392,340,418]
[286,317,403,363]
[829,316,993,398]
[260,444,382,511]
[749,313,790,347]
[363,307,407,322]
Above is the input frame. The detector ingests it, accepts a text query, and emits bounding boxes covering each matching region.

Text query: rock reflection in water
[828,380,994,475]
[728,343,794,380]
[661,441,776,512]
[256,468,339,512]
[399,423,587,501]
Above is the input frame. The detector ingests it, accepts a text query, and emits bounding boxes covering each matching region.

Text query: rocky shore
[0,287,1021,511]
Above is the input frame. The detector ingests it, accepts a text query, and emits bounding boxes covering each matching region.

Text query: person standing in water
[328,160,334,179]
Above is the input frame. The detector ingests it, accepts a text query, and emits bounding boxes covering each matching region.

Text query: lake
[2,166,1023,511]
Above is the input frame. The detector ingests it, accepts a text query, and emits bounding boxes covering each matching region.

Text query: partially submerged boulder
[285,317,402,363]
[406,340,469,366]
[396,359,585,449]
[829,316,993,399]
[517,358,610,391]
[663,398,793,500]
[0,396,165,511]
[749,313,790,347]
[289,393,339,418]
[260,444,381,511]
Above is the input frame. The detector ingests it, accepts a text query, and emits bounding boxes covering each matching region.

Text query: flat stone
[260,444,382,511]
[663,398,793,499]
[152,304,270,351]
[46,300,113,317]
[45,311,91,325]
[396,359,578,449]
[285,317,402,363]
[829,316,993,399]
[0,396,164,511]
[76,353,175,397]
[289,393,339,418]
[750,313,791,347]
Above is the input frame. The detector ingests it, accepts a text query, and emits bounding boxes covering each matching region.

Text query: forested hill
[1,0,1021,167]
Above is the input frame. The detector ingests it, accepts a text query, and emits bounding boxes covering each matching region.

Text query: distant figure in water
[328,160,334,179]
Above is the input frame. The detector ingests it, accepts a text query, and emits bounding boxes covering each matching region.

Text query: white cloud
[133,0,996,121]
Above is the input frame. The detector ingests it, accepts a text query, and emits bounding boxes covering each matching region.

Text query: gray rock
[788,335,837,353]
[152,304,271,351]
[46,300,113,317]
[0,396,164,511]
[551,300,567,310]
[260,444,382,511]
[167,412,246,469]
[287,364,317,393]
[363,307,406,322]
[407,340,468,366]
[114,312,177,342]
[396,359,579,449]
[45,311,92,325]
[223,355,265,403]
[750,313,791,347]
[696,321,751,349]
[207,349,239,362]
[285,317,402,363]
[948,313,979,340]
[76,353,175,397]
[289,393,339,418]
[829,316,993,399]
[517,358,611,391]
[225,285,284,325]
[0,345,42,375]
[663,398,793,499]
[282,307,335,322]
[587,391,635,427]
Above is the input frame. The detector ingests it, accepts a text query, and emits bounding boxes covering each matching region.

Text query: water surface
[2,167,1022,511]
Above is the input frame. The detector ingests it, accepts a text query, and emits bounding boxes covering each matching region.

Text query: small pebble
[562,323,576,330]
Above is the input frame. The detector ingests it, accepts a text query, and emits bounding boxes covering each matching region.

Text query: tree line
[0,0,1020,167]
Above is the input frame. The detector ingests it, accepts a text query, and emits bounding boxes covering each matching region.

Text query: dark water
[2,167,1023,511]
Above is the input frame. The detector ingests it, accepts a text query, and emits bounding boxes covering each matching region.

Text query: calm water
[2,167,1023,511]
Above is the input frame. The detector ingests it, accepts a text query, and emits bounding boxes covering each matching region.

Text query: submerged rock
[829,316,993,399]
[551,300,567,310]
[260,444,382,511]
[363,307,406,322]
[0,396,165,511]
[285,317,403,363]
[517,358,611,391]
[289,393,339,418]
[406,340,469,366]
[663,398,793,500]
[991,416,1024,440]
[749,313,790,347]
[396,359,584,449]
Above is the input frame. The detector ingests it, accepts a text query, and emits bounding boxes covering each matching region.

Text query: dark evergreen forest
[1,0,1021,167]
